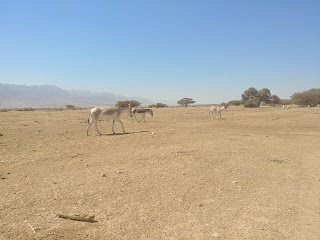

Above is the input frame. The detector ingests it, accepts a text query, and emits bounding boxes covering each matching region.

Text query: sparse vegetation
[16,108,35,111]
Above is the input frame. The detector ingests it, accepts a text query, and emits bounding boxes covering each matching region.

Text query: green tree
[241,87,261,107]
[291,88,320,106]
[244,97,261,108]
[259,88,272,104]
[242,87,260,101]
[241,87,280,107]
[270,95,280,104]
[177,98,196,107]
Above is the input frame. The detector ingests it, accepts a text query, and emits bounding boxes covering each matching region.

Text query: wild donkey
[132,108,153,122]
[87,104,133,136]
[209,104,227,120]
[282,105,291,110]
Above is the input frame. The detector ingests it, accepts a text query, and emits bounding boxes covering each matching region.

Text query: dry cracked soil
[0,106,319,239]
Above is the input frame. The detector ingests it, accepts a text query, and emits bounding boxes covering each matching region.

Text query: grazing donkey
[132,108,153,122]
[209,105,227,120]
[87,104,133,136]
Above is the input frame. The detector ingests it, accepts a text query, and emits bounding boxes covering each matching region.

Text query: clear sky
[0,0,319,104]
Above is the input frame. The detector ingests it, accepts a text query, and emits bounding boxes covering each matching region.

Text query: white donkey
[209,105,227,119]
[87,104,133,136]
[132,108,153,122]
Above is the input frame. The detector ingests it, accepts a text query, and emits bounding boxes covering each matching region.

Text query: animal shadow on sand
[102,131,149,136]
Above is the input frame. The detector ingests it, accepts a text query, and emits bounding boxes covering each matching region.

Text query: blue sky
[0,0,319,104]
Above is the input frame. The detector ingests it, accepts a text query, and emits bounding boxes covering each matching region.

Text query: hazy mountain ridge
[0,83,152,108]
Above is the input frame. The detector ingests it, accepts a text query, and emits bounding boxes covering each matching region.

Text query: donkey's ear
[128,103,131,107]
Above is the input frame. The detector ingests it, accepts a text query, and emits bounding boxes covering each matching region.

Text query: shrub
[66,104,76,109]
[149,103,168,108]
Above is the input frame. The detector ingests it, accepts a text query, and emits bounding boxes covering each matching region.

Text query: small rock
[0,133,3,136]
[232,181,238,184]
[1,177,6,180]
[212,233,220,238]
[118,171,123,173]
[1,161,5,163]
[101,173,106,177]
[151,132,154,135]
[199,203,204,207]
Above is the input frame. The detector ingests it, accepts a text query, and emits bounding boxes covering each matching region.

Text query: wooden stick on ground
[28,223,36,233]
[57,213,95,222]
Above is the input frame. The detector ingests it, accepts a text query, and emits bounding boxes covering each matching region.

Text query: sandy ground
[0,106,319,240]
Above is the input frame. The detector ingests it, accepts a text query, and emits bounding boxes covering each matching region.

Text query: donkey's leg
[112,120,116,134]
[87,119,92,136]
[115,118,125,133]
[94,121,102,135]
[120,120,125,132]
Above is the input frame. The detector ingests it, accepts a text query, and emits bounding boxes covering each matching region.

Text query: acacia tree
[291,88,320,106]
[116,100,141,107]
[177,98,196,107]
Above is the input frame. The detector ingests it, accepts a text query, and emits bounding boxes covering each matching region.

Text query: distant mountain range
[0,83,153,108]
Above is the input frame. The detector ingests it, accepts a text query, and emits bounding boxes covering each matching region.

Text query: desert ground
[0,106,319,240]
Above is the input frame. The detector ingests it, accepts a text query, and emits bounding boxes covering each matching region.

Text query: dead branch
[57,213,95,222]
[28,223,36,233]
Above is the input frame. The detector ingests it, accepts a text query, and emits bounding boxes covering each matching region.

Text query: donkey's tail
[86,110,94,136]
